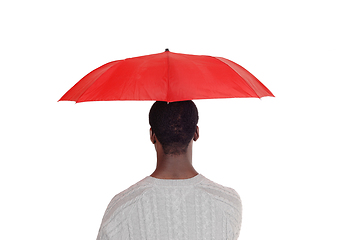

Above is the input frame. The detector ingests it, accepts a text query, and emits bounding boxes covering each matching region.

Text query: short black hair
[149,100,199,155]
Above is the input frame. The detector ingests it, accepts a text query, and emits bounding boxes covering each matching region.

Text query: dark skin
[150,126,199,179]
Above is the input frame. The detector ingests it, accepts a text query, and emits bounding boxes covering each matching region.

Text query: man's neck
[150,158,198,179]
[151,142,198,179]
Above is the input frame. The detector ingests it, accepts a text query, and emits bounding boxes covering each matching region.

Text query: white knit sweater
[96,174,242,240]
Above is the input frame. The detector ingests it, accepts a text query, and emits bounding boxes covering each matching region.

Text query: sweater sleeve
[198,179,242,240]
[223,190,242,240]
[96,208,132,240]
[96,226,109,240]
[232,192,242,240]
[96,180,151,240]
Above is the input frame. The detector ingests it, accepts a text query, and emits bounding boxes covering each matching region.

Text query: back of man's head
[149,100,199,155]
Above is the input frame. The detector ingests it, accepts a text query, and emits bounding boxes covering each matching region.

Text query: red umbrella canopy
[59,49,274,103]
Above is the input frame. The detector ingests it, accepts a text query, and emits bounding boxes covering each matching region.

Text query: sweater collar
[145,174,204,186]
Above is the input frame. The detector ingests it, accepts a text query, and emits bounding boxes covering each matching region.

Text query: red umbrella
[59,49,274,103]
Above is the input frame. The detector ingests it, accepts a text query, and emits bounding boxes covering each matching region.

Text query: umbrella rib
[77,61,121,102]
[213,57,261,98]
[59,61,119,102]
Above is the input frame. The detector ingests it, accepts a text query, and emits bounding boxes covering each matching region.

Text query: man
[96,100,242,240]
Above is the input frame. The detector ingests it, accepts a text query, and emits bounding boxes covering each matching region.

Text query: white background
[1,1,349,239]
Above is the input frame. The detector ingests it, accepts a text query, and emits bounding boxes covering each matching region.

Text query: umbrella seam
[213,57,261,98]
[76,61,122,102]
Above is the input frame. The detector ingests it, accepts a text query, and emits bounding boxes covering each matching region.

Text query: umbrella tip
[165,48,169,52]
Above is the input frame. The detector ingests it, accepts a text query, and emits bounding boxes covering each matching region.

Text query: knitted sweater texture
[96,174,242,240]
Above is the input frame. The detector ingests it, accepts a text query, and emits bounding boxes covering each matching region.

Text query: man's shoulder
[197,176,241,208]
[102,177,153,222]
[107,177,152,207]
[198,176,242,238]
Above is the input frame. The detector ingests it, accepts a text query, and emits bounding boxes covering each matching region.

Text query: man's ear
[193,126,199,141]
[150,128,156,144]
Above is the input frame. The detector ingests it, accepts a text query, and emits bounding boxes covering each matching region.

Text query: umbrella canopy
[59,49,274,103]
